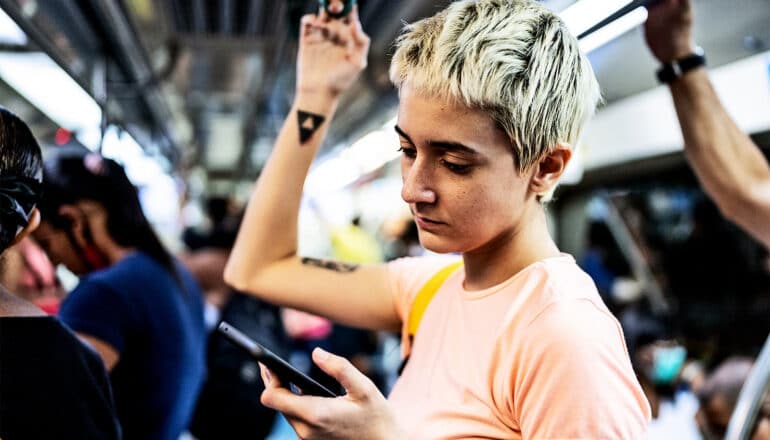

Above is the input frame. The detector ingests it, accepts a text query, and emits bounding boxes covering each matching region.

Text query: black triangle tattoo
[297,110,326,144]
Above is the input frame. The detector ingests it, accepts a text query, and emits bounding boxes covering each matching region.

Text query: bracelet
[656,47,706,84]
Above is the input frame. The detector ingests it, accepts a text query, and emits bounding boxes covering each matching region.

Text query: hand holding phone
[258,342,405,439]
[218,321,341,397]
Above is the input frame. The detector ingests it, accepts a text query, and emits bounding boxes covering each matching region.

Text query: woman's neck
[105,245,134,266]
[461,206,560,291]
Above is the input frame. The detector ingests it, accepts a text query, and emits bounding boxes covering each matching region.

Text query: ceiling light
[305,113,399,196]
[559,0,633,37]
[0,7,27,45]
[577,6,648,53]
[558,0,650,53]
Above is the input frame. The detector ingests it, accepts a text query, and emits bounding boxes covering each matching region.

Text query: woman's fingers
[311,348,378,400]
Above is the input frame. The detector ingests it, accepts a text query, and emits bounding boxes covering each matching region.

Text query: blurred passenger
[329,215,383,263]
[35,151,207,440]
[224,0,649,438]
[579,220,642,311]
[753,394,770,440]
[0,107,121,439]
[0,235,64,314]
[324,215,387,392]
[382,214,423,260]
[645,0,770,251]
[181,207,290,440]
[633,337,701,439]
[695,357,754,439]
[182,196,240,253]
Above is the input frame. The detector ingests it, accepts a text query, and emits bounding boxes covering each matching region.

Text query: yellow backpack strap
[407,260,463,338]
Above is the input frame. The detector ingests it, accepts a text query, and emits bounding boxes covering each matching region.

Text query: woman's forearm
[224,91,339,289]
[670,69,770,248]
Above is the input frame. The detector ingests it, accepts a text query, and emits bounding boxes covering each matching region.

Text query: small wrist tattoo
[301,257,359,273]
[297,110,326,144]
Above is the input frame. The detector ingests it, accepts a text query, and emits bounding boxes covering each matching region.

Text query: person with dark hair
[695,357,755,439]
[0,107,121,439]
[34,150,207,440]
[180,206,291,440]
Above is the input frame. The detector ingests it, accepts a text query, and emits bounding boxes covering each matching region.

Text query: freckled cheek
[450,188,490,235]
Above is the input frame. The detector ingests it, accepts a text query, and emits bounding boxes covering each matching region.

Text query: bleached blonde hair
[390,0,600,174]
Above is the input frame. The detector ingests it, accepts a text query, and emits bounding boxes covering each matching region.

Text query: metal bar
[88,0,178,162]
[0,0,96,99]
[725,333,770,440]
[603,194,670,314]
[221,0,234,35]
[244,0,263,36]
[577,0,661,40]
[192,0,206,33]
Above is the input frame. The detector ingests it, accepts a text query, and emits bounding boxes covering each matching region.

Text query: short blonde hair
[390,0,600,173]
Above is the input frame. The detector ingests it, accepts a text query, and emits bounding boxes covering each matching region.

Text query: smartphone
[319,0,356,19]
[217,321,340,397]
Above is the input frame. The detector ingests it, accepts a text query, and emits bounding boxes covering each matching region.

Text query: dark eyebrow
[394,125,413,144]
[394,125,480,156]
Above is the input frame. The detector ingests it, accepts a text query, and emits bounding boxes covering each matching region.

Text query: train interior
[1,0,770,438]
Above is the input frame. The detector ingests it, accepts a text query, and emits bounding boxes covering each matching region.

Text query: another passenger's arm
[224,11,398,331]
[646,0,770,249]
[78,333,120,371]
[669,71,770,249]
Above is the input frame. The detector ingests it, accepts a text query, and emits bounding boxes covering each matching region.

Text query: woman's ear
[11,208,40,246]
[530,143,572,197]
[56,204,87,246]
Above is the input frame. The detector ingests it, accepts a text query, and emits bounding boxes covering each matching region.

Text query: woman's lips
[414,216,445,231]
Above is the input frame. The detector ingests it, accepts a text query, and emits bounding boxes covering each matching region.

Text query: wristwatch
[656,47,706,84]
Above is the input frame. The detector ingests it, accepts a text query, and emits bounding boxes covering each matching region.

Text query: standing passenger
[645,0,770,251]
[225,0,650,437]
[35,152,207,440]
[0,108,121,439]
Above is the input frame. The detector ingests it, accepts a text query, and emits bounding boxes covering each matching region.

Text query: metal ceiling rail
[0,0,180,166]
[577,0,662,40]
[86,0,179,165]
[0,0,98,101]
[602,193,670,315]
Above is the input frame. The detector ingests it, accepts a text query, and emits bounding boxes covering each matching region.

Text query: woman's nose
[401,164,436,205]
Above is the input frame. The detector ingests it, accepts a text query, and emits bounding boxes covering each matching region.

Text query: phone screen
[218,321,340,397]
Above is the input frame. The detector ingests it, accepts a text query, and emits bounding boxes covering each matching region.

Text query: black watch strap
[656,48,706,84]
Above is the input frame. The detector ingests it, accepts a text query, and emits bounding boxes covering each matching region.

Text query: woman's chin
[418,236,465,255]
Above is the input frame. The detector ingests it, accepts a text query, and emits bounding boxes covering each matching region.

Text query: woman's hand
[296,4,370,100]
[644,0,696,63]
[260,348,404,440]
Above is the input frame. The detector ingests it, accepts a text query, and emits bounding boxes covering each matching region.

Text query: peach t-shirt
[387,254,651,439]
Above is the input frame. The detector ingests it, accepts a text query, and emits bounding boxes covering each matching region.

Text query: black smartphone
[217,321,340,398]
[319,0,356,19]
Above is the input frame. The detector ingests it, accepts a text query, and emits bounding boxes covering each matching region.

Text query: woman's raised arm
[224,8,398,332]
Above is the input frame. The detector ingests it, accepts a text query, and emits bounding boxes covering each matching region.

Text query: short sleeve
[58,279,134,353]
[509,299,651,438]
[387,256,460,357]
[387,256,459,323]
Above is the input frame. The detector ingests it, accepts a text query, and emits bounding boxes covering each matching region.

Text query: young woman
[0,107,121,439]
[34,151,207,440]
[225,0,651,438]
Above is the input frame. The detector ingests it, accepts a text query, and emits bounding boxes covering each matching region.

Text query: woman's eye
[441,159,472,174]
[397,146,417,158]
